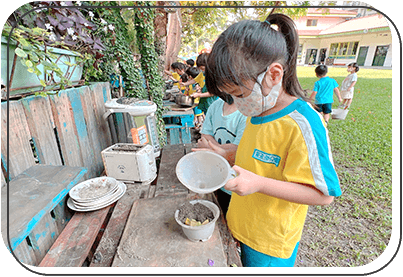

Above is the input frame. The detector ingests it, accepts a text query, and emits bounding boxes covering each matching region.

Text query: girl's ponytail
[265,14,305,99]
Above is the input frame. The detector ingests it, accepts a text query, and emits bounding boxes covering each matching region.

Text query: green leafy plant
[3,1,106,94]
[83,2,147,98]
[2,24,81,94]
[132,1,167,146]
[82,1,167,147]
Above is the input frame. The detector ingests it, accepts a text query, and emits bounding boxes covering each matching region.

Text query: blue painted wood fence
[1,82,112,182]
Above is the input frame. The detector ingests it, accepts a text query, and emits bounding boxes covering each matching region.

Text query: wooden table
[110,144,241,267]
[163,101,195,145]
[40,144,242,267]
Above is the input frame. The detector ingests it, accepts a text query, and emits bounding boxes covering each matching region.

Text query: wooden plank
[21,96,63,166]
[12,237,38,266]
[39,206,111,267]
[1,165,87,251]
[162,108,194,118]
[49,92,84,168]
[111,194,227,267]
[51,196,74,234]
[29,213,59,263]
[184,143,197,154]
[113,113,127,143]
[181,127,192,144]
[1,101,36,179]
[1,170,5,188]
[167,128,180,145]
[91,82,112,152]
[68,87,97,178]
[89,182,151,267]
[154,144,189,197]
[79,86,104,177]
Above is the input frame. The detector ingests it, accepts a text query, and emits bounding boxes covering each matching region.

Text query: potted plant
[2,1,105,97]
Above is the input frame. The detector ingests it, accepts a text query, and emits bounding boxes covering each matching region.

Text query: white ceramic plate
[69,177,118,202]
[67,182,126,212]
[71,185,122,208]
[71,184,120,205]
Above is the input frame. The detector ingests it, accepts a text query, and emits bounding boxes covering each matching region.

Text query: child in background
[309,65,342,125]
[181,53,218,115]
[164,62,187,91]
[339,62,359,109]
[186,59,195,67]
[179,73,189,94]
[185,66,204,128]
[204,14,342,267]
[193,93,247,217]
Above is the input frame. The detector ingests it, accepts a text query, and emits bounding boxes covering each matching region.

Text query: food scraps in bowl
[185,218,210,226]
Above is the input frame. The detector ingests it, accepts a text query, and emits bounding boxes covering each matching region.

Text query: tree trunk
[165,9,182,70]
[154,2,168,73]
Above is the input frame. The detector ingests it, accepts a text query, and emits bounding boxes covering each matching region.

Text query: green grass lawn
[295,66,393,267]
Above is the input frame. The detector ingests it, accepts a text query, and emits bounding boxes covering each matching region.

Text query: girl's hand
[196,136,210,149]
[224,165,262,196]
[192,138,227,158]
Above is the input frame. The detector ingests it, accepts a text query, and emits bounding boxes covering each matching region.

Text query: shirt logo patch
[252,149,281,167]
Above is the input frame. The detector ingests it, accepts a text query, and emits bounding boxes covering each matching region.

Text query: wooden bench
[39,181,154,267]
[1,82,113,266]
[38,205,111,267]
[2,165,86,265]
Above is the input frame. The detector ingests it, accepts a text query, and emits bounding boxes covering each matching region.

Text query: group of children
[164,13,355,268]
[164,53,218,129]
[165,55,248,213]
[310,62,359,125]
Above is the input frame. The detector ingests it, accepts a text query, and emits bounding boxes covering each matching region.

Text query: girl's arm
[225,165,334,206]
[347,81,357,91]
[180,79,196,86]
[164,69,173,77]
[192,91,215,98]
[192,138,237,166]
[191,85,215,98]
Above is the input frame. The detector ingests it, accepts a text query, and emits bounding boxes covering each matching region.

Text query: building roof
[297,29,322,36]
[306,8,357,16]
[319,14,390,35]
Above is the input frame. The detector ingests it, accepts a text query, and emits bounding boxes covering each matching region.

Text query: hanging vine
[83,1,147,99]
[133,1,167,146]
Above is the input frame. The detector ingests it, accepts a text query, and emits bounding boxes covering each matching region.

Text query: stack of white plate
[67,176,126,212]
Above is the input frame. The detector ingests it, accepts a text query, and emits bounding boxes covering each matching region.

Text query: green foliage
[132,1,167,146]
[82,2,147,99]
[178,2,310,56]
[2,25,77,91]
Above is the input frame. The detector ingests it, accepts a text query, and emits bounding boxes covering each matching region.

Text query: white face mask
[233,67,282,117]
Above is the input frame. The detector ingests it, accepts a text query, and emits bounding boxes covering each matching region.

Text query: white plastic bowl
[176,151,236,194]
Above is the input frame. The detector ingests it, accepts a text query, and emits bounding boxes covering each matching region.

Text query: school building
[295,8,392,67]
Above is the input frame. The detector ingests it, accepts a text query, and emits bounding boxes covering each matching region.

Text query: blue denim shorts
[240,241,300,267]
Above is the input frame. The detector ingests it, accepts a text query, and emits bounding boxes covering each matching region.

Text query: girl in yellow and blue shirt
[202,14,342,267]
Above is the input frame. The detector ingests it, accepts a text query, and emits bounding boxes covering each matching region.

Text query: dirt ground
[177,202,215,224]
